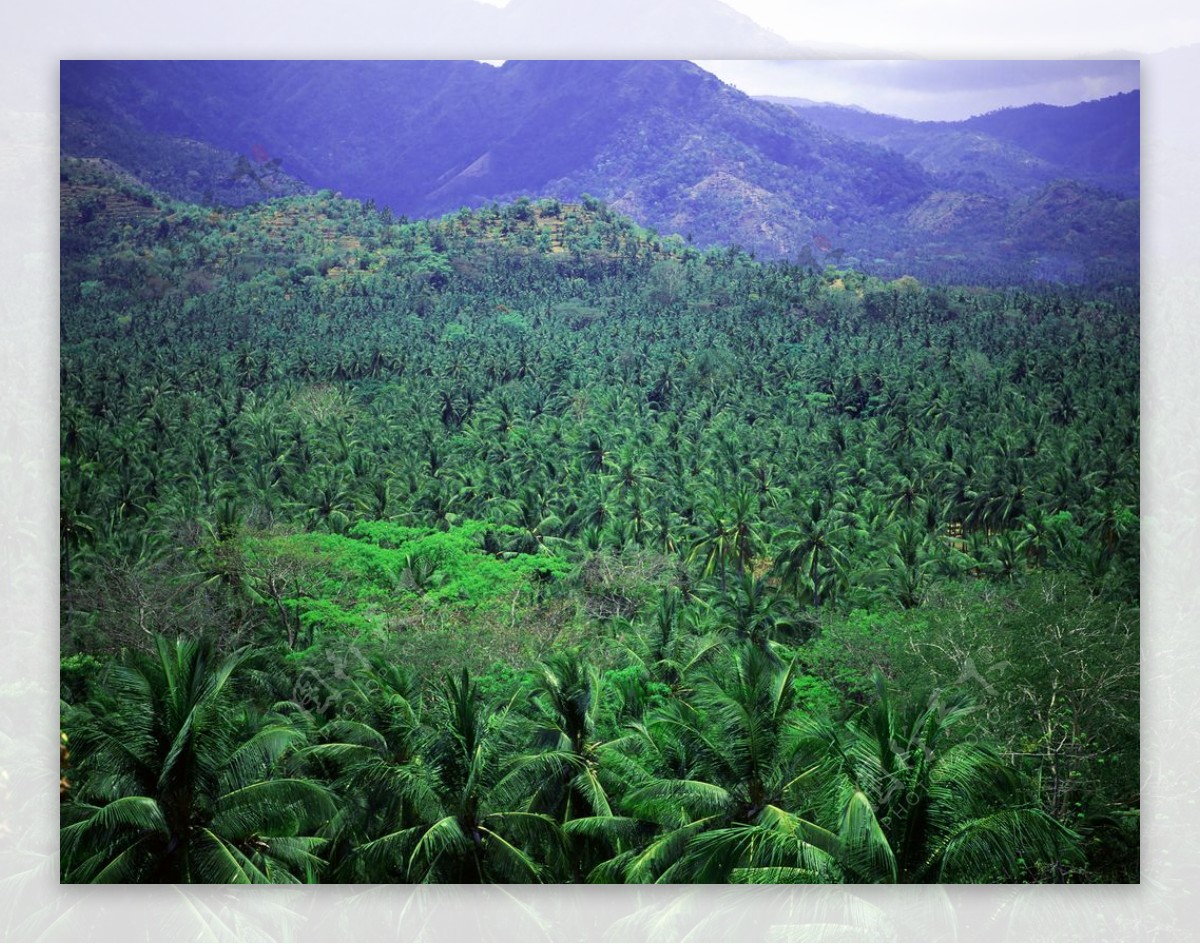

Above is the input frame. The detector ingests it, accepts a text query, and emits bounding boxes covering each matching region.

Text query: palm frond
[223,724,309,790]
[932,807,1080,882]
[837,789,898,883]
[477,823,545,883]
[190,828,273,883]
[623,778,731,824]
[407,815,472,882]
[212,777,337,838]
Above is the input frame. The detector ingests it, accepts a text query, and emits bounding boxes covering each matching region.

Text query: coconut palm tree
[613,588,724,694]
[804,673,1080,883]
[497,650,620,881]
[711,573,803,657]
[358,669,560,883]
[688,489,764,592]
[600,648,841,883]
[291,655,440,882]
[61,636,335,883]
[773,500,857,608]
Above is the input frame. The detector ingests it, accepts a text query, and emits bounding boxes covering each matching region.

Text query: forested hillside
[60,164,1138,884]
[60,60,1138,284]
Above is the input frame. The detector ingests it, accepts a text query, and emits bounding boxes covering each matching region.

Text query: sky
[477,0,1197,55]
[722,0,1196,56]
[476,58,1140,122]
[472,0,1195,53]
[469,0,1149,120]
[694,59,1141,121]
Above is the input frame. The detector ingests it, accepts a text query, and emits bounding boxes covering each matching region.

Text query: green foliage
[60,176,1138,884]
[805,673,1081,882]
[60,652,103,702]
[346,520,571,605]
[241,520,570,641]
[61,637,335,882]
[790,673,840,716]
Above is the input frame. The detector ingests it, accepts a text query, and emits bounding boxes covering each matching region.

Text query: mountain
[777,92,1140,197]
[758,96,873,114]
[962,93,1139,188]
[60,59,1138,284]
[59,60,932,250]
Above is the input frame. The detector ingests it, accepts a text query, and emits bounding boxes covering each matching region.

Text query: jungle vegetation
[59,164,1138,883]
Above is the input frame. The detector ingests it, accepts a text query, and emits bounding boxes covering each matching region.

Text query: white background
[2,1,1193,939]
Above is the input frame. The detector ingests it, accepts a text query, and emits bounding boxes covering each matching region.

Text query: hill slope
[60,60,1137,284]
[778,92,1139,197]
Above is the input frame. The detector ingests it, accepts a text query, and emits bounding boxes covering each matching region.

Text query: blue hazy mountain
[773,92,1139,197]
[60,59,1137,283]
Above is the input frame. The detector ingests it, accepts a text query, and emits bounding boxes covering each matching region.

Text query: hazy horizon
[475,0,1194,59]
[696,59,1141,122]
[476,58,1142,122]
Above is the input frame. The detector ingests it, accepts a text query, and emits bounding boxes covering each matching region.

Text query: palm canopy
[687,488,764,591]
[772,499,861,608]
[291,655,440,882]
[357,668,561,883]
[611,587,725,695]
[61,635,335,883]
[496,650,624,881]
[803,673,1081,883]
[598,647,841,883]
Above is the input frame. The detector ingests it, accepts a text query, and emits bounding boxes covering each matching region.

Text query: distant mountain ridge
[59,60,1138,284]
[774,92,1140,197]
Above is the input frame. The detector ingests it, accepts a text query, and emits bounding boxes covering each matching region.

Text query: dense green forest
[59,160,1138,883]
